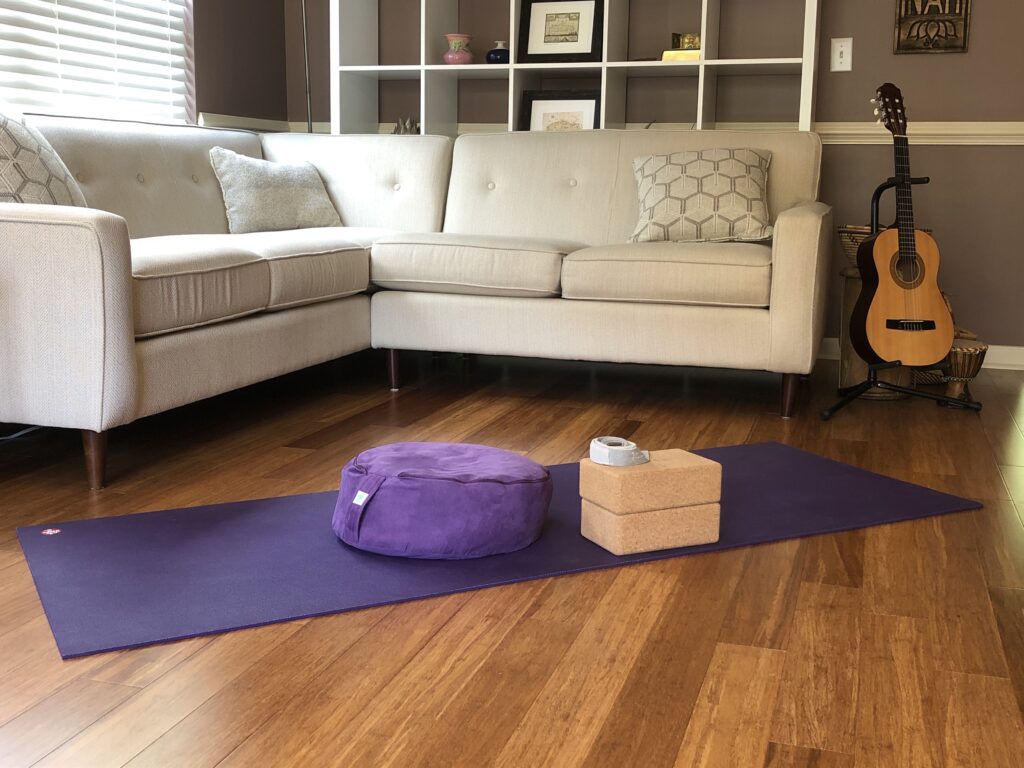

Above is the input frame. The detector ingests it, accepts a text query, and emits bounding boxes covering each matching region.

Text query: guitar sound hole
[889,252,925,289]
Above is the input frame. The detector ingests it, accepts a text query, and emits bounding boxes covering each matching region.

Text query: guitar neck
[893,136,916,257]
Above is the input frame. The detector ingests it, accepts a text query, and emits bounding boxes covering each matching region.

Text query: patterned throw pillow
[0,110,87,206]
[630,148,772,243]
[210,146,342,234]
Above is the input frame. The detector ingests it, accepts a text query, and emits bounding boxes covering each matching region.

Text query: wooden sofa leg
[780,373,799,419]
[386,349,401,392]
[81,430,107,490]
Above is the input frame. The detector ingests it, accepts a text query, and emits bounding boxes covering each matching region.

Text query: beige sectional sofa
[0,117,830,488]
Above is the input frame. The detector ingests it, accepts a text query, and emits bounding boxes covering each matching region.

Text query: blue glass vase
[486,41,510,64]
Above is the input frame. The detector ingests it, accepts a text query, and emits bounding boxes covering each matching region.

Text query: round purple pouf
[333,442,552,559]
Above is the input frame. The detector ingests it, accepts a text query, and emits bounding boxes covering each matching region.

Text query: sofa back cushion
[443,130,822,246]
[260,134,453,232]
[28,115,262,238]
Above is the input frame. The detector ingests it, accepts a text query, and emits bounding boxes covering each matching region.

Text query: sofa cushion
[29,115,263,238]
[131,236,271,337]
[320,226,399,249]
[562,242,772,308]
[371,233,583,298]
[260,133,453,232]
[231,229,370,310]
[210,147,342,234]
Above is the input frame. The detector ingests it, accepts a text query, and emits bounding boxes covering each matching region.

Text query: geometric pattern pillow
[629,148,772,243]
[0,110,87,206]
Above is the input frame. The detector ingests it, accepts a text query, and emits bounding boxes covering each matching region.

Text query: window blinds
[0,0,194,123]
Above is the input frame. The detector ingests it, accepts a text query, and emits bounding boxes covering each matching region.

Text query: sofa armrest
[767,201,833,374]
[0,204,137,431]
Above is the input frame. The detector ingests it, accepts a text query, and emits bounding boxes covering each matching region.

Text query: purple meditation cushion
[333,442,552,559]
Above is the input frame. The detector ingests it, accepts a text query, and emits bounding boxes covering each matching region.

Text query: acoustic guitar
[850,83,954,368]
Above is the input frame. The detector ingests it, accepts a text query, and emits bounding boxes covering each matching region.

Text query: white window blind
[0,0,195,123]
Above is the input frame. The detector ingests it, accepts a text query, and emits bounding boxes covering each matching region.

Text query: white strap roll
[589,436,650,466]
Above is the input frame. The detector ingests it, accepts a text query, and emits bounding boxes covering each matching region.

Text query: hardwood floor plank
[989,586,1024,717]
[718,539,806,649]
[972,500,1024,589]
[0,649,111,728]
[672,642,786,768]
[1001,464,1024,506]
[34,621,307,768]
[771,583,862,755]
[801,530,865,588]
[0,678,137,768]
[123,607,391,768]
[314,582,545,768]
[943,671,1024,767]
[762,742,854,767]
[88,637,212,689]
[492,561,679,767]
[855,612,947,768]
[216,595,471,768]
[388,570,618,768]
[581,549,748,768]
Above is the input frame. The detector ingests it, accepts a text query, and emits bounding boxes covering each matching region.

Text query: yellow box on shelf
[661,49,700,62]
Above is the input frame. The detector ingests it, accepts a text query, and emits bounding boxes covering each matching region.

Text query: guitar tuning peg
[876,118,882,125]
[873,108,880,116]
[869,98,877,104]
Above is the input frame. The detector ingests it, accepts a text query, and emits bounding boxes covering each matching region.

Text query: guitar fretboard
[893,136,916,264]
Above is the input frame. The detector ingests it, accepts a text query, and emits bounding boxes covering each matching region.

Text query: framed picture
[517,0,603,63]
[520,90,601,132]
[894,0,971,54]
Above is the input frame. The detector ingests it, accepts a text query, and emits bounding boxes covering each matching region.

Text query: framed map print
[518,1,603,63]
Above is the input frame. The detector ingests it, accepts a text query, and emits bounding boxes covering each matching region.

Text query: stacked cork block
[579,449,722,555]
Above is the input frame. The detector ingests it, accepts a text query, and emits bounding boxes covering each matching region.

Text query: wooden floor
[1,352,1023,767]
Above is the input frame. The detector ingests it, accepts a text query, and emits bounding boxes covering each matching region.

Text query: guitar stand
[820,361,982,420]
[820,175,983,421]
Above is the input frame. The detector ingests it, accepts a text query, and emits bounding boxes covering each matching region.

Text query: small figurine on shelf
[663,32,700,61]
[443,33,473,65]
[486,41,510,64]
[391,118,420,135]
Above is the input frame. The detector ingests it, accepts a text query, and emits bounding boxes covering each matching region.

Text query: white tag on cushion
[209,146,342,234]
[630,148,773,244]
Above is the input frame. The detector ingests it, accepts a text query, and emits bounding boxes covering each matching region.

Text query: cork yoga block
[579,449,721,514]
[581,499,721,556]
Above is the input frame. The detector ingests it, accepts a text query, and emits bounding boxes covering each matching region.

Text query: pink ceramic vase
[443,33,473,65]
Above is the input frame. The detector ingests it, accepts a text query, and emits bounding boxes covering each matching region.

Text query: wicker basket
[837,224,934,268]
[837,225,873,267]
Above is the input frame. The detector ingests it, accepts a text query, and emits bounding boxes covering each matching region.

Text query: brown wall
[814,0,1024,346]
[198,0,1024,346]
[194,0,288,121]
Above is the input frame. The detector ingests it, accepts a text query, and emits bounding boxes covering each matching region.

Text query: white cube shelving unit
[329,0,820,135]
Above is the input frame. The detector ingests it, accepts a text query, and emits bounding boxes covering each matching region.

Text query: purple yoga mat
[18,442,980,658]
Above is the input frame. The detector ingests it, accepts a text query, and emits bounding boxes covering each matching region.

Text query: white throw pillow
[630,148,773,243]
[209,146,342,234]
[0,108,87,206]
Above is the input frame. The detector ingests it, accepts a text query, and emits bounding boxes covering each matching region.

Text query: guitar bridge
[885,319,937,331]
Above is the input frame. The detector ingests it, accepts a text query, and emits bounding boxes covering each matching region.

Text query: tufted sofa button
[569,179,578,187]
[392,182,401,191]
[136,173,145,183]
[487,181,496,190]
[192,174,200,183]
[75,172,85,182]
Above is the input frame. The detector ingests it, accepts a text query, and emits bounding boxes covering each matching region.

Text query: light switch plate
[831,37,853,72]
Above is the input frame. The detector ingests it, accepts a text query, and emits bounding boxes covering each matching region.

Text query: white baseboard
[818,337,1024,370]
